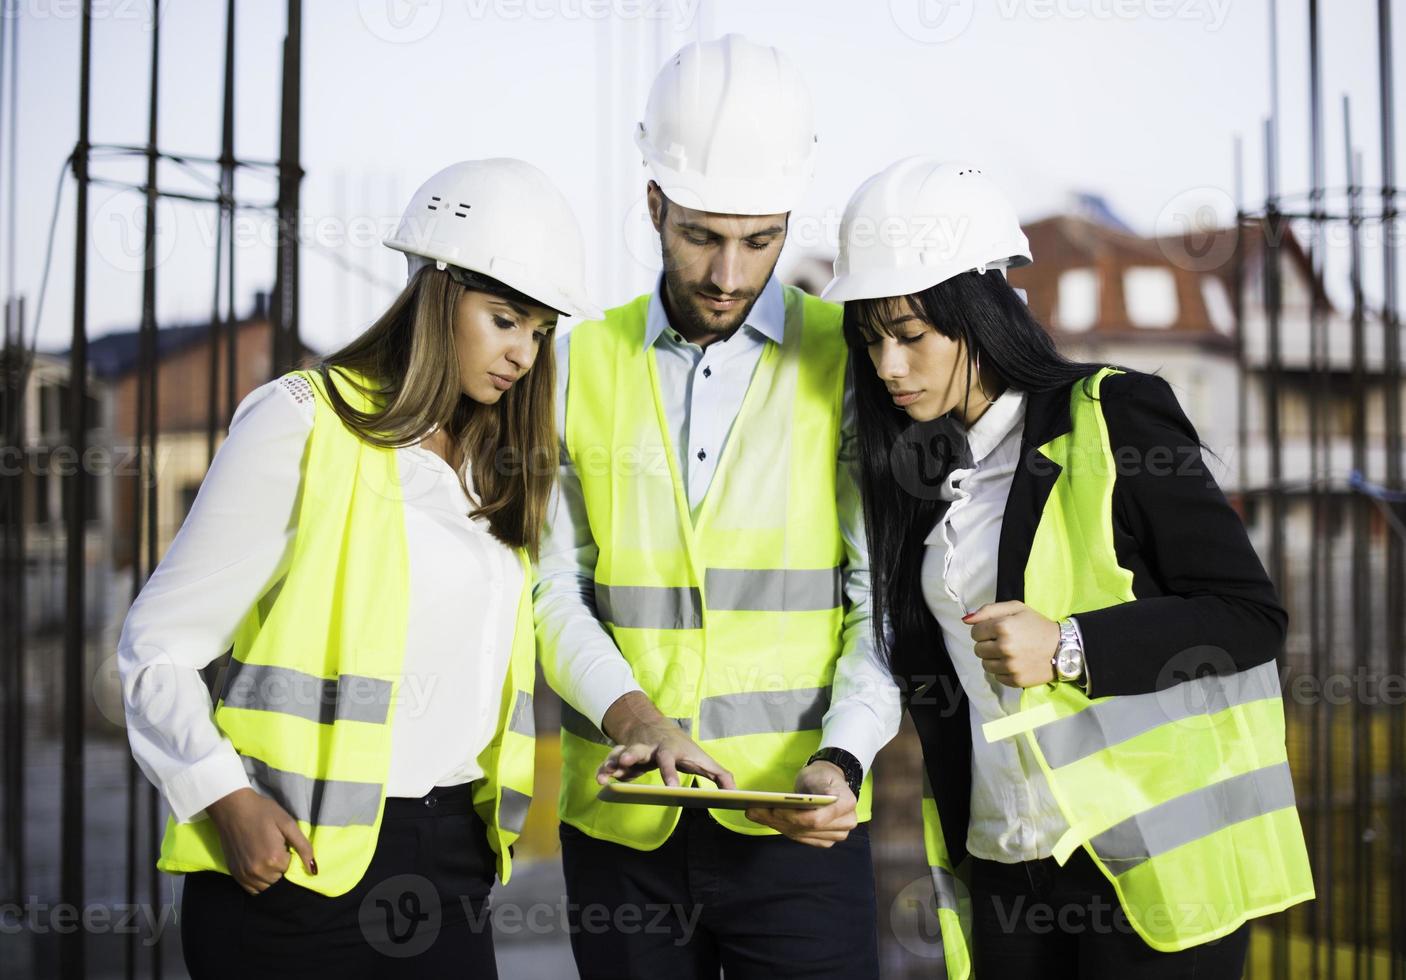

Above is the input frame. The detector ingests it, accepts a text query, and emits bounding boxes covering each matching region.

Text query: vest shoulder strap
[575,295,651,355]
[299,365,385,416]
[791,286,842,334]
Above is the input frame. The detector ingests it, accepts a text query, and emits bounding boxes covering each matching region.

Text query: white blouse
[918,387,1072,863]
[116,373,523,824]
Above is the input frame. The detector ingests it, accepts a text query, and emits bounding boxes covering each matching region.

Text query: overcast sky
[11,0,1406,355]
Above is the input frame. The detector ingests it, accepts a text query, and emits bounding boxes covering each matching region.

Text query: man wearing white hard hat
[533,34,894,978]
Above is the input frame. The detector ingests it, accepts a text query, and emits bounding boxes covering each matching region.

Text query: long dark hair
[842,268,1107,670]
[317,265,557,560]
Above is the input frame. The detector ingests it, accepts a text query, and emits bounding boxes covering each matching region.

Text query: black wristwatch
[807,747,864,799]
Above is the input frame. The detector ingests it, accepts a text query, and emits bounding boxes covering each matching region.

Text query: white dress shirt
[117,373,523,823]
[918,386,1073,863]
[533,275,901,773]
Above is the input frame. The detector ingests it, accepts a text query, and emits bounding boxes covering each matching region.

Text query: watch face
[1056,646,1082,680]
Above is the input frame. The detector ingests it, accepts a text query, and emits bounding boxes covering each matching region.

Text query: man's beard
[659,242,777,341]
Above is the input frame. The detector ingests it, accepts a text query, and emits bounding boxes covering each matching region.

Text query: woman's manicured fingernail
[310,861,318,875]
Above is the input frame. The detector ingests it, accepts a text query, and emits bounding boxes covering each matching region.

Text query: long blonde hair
[315,266,557,560]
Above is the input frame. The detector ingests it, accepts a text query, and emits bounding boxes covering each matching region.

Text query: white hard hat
[822,158,1031,303]
[635,34,817,216]
[384,158,601,321]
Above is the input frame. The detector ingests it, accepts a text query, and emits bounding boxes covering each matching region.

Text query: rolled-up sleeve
[116,377,311,822]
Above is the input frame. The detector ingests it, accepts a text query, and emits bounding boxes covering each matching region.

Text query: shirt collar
[643,274,786,350]
[956,386,1027,464]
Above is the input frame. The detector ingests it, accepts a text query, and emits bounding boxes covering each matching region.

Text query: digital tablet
[597,782,837,810]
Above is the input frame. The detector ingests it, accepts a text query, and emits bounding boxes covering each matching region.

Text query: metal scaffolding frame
[1234,3,1404,978]
[0,2,304,977]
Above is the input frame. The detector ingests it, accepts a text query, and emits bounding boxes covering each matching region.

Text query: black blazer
[893,368,1288,870]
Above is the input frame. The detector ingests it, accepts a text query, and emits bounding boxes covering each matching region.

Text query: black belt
[382,780,480,820]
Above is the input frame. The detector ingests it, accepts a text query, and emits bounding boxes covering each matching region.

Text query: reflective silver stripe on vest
[221,659,393,726]
[560,702,611,745]
[499,787,532,835]
[704,567,844,613]
[925,868,952,972]
[1091,761,1299,874]
[508,691,535,738]
[240,754,382,827]
[930,866,959,912]
[696,686,830,741]
[596,583,702,630]
[559,702,692,745]
[1034,660,1282,770]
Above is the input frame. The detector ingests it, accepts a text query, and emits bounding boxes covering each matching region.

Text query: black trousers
[969,849,1251,979]
[558,807,880,980]
[180,782,498,979]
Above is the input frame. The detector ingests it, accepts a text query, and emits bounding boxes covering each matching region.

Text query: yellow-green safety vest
[158,366,539,897]
[922,773,973,980]
[920,366,1313,966]
[548,284,872,848]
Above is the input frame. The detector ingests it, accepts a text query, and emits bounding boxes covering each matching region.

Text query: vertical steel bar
[1343,99,1374,980]
[220,0,236,425]
[7,0,21,910]
[1306,7,1333,976]
[1235,135,1248,500]
[5,0,14,310]
[1373,4,1404,977]
[1,303,16,909]
[140,7,163,975]
[1263,109,1294,979]
[60,3,94,977]
[205,237,220,467]
[0,0,17,915]
[124,289,146,980]
[4,294,22,908]
[274,0,302,376]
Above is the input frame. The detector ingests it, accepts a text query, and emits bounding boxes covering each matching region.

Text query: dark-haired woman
[116,159,599,978]
[822,157,1313,979]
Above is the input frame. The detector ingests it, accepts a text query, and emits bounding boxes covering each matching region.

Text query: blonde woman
[116,159,598,978]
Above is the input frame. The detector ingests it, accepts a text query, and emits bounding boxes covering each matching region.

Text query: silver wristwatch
[1051,618,1084,684]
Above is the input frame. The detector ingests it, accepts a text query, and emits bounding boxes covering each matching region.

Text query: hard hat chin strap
[402,253,450,285]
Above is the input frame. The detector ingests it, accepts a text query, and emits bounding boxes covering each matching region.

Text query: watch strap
[807,747,864,799]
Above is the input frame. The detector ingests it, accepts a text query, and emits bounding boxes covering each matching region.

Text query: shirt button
[703,367,712,378]
[697,449,707,460]
[673,333,682,343]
